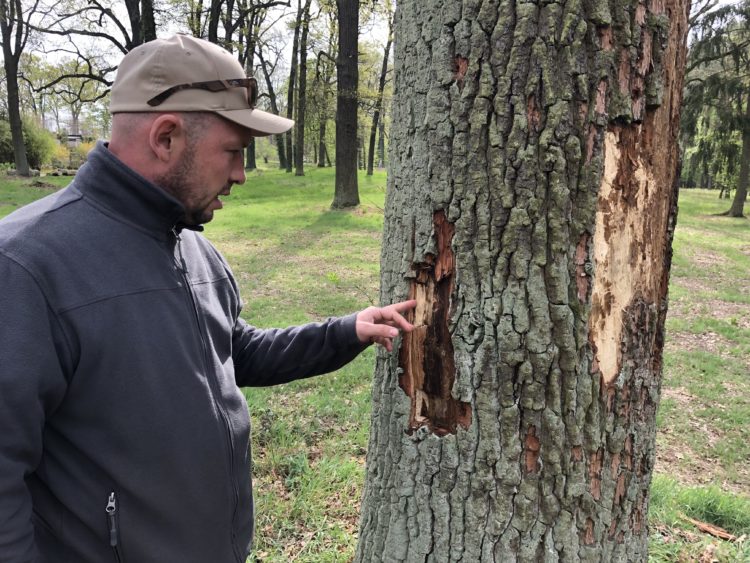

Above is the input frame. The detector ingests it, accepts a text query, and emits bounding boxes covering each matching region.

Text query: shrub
[51,143,70,169]
[0,118,59,169]
[71,141,95,164]
[22,119,57,169]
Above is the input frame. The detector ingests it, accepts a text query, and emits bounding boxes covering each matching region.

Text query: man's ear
[149,114,187,163]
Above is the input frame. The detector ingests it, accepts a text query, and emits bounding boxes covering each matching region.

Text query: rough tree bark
[332,0,359,208]
[355,0,690,560]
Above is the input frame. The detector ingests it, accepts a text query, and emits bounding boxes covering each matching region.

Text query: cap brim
[218,107,294,137]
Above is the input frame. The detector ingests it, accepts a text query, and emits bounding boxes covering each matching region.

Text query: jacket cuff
[336,313,368,349]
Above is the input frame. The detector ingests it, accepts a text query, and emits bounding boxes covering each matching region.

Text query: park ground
[1,169,748,562]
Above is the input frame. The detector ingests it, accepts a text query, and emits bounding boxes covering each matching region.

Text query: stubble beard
[154,143,213,226]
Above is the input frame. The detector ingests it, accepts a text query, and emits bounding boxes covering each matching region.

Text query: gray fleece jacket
[0,142,365,562]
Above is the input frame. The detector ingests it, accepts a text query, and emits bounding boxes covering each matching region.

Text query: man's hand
[356,300,417,352]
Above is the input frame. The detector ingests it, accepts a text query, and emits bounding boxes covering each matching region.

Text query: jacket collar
[72,142,202,240]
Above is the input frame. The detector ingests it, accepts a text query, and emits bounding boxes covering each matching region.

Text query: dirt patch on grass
[704,300,750,329]
[661,386,697,408]
[657,387,749,494]
[664,331,727,355]
[671,277,715,295]
[668,287,750,329]
[29,180,59,189]
[655,427,746,494]
[690,250,728,268]
[655,432,716,488]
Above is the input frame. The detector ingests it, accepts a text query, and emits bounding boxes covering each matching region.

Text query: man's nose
[232,153,247,185]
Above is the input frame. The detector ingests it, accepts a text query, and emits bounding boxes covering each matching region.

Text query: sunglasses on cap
[147,77,258,108]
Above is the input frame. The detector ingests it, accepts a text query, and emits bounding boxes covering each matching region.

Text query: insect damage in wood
[590,124,671,384]
[398,210,472,437]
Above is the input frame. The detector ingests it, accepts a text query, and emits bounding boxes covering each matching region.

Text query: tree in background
[36,0,158,53]
[309,7,337,168]
[256,28,290,168]
[294,0,313,176]
[332,0,358,208]
[682,0,750,217]
[285,0,303,173]
[356,0,690,559]
[30,58,107,137]
[0,0,36,175]
[4,0,389,186]
[366,1,391,176]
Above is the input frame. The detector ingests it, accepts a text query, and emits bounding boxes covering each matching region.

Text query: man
[0,35,415,562]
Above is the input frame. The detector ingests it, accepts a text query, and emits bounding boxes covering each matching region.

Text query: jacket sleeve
[0,254,69,562]
[231,313,369,387]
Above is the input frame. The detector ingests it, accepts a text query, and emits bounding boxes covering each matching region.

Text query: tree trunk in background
[258,49,287,169]
[286,0,302,173]
[332,0,359,208]
[245,138,256,170]
[377,117,385,168]
[318,118,327,167]
[241,12,258,171]
[207,0,222,43]
[367,21,392,176]
[726,95,749,217]
[124,0,155,46]
[355,0,690,560]
[0,0,30,176]
[140,0,156,43]
[295,0,313,176]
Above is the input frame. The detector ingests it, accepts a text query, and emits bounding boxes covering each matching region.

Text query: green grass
[1,175,748,561]
[649,476,750,562]
[653,189,750,561]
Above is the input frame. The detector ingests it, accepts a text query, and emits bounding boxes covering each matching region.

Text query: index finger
[390,299,417,313]
[384,301,417,332]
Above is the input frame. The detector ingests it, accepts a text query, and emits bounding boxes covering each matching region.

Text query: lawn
[1,170,747,562]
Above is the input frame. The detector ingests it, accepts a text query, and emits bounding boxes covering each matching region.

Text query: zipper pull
[172,227,189,273]
[106,492,119,547]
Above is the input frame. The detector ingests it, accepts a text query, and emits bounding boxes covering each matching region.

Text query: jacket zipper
[106,492,122,563]
[172,228,243,561]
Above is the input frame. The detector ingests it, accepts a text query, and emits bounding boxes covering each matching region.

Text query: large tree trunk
[367,23,392,176]
[294,0,313,176]
[726,94,749,217]
[0,0,29,176]
[332,0,359,208]
[355,0,690,560]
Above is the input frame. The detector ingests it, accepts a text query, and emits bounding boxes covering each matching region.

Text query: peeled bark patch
[590,128,667,383]
[399,210,471,436]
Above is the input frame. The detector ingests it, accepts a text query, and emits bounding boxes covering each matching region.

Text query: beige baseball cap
[109,34,294,137]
